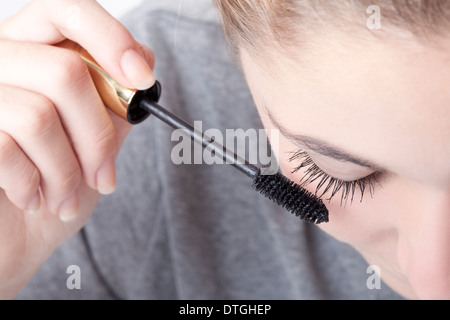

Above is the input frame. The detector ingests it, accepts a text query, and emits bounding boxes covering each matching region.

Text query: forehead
[241,40,450,186]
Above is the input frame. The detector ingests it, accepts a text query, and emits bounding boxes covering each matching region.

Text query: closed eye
[289,150,383,206]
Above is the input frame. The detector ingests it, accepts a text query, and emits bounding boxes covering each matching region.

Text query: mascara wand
[137,85,329,224]
[60,40,329,224]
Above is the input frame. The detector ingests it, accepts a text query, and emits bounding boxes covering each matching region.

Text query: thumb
[117,42,156,90]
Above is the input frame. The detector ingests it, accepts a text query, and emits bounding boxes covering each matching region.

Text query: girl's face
[240,38,450,300]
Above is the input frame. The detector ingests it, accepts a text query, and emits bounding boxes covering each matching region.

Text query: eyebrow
[264,106,382,170]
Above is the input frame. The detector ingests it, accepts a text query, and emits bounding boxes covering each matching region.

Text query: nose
[396,186,450,300]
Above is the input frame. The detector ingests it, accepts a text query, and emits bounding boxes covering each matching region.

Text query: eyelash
[289,150,382,206]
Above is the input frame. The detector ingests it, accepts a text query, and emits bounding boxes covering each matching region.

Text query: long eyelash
[288,150,382,206]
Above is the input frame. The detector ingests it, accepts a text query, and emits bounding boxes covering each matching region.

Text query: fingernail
[121,49,155,90]
[137,42,155,69]
[25,191,41,215]
[96,157,116,195]
[59,193,79,222]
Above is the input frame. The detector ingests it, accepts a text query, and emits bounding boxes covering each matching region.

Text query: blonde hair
[213,0,450,60]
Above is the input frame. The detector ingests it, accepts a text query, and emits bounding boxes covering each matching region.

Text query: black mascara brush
[62,40,329,224]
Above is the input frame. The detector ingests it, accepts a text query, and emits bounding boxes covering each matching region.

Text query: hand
[0,0,155,298]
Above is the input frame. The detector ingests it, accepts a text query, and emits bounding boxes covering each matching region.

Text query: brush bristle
[253,172,329,224]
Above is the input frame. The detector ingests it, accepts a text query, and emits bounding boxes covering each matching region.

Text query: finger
[0,40,122,194]
[0,0,155,90]
[0,131,41,214]
[0,84,81,217]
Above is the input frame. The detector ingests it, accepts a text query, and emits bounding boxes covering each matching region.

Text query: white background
[0,0,143,21]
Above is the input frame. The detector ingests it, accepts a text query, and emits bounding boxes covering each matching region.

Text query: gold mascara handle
[57,39,161,124]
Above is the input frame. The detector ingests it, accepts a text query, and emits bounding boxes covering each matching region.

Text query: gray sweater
[17,3,402,300]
